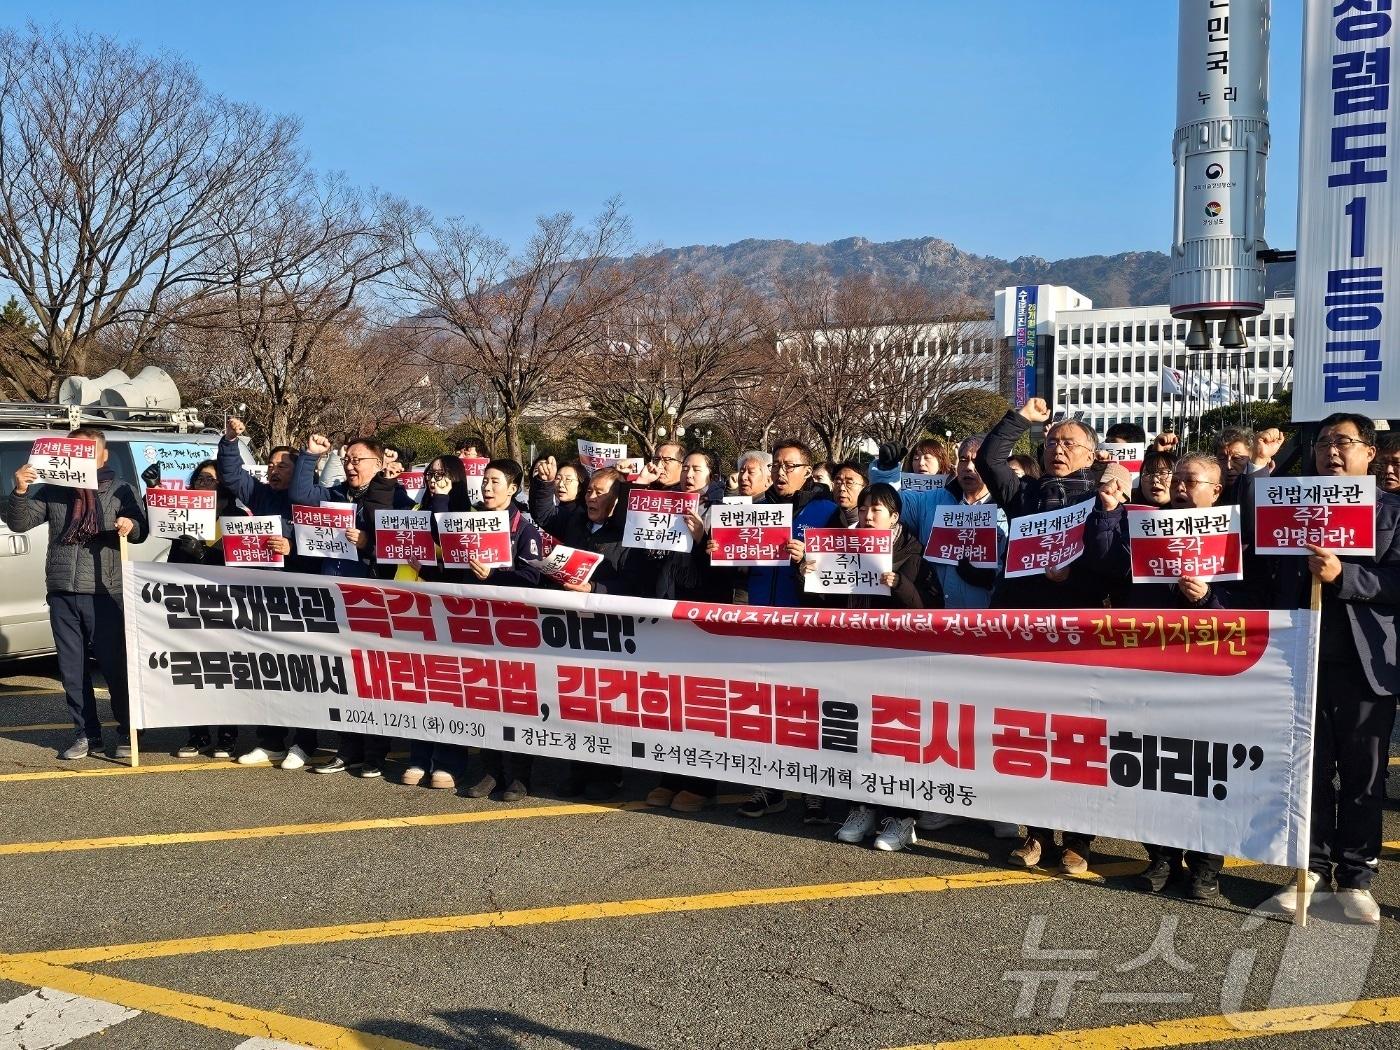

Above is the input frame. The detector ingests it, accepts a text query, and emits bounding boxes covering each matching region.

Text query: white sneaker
[874,816,918,852]
[988,821,1022,839]
[835,804,878,843]
[1267,871,1323,915]
[1335,888,1381,925]
[916,811,963,831]
[236,747,285,766]
[279,745,309,770]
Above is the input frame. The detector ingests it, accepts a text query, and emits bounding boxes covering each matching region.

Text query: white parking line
[0,986,138,1048]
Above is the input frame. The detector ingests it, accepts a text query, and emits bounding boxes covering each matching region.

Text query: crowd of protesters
[4,401,1397,927]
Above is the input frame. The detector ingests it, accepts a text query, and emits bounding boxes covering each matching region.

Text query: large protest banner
[125,562,1318,866]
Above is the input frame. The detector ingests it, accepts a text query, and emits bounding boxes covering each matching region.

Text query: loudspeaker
[57,369,130,406]
[99,366,182,412]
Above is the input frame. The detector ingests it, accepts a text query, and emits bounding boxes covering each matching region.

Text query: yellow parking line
[22,865,1141,966]
[911,993,1400,1049]
[0,955,427,1049]
[0,760,241,782]
[0,793,751,856]
[0,801,642,855]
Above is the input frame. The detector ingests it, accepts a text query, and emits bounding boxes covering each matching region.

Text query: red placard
[1253,476,1377,555]
[923,504,1000,568]
[436,510,512,568]
[1003,503,1093,578]
[222,533,285,568]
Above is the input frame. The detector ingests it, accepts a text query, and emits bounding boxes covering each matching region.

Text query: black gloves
[876,442,906,472]
[140,463,162,488]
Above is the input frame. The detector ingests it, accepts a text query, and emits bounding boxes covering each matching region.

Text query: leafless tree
[0,26,303,400]
[396,198,655,462]
[579,267,772,458]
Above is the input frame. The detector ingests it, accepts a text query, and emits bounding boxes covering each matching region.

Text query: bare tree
[0,26,302,400]
[397,199,655,462]
[580,267,772,457]
[162,177,418,448]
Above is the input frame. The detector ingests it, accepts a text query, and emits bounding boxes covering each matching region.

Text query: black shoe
[1185,870,1220,900]
[313,757,348,774]
[802,795,829,825]
[1135,857,1174,893]
[355,762,384,779]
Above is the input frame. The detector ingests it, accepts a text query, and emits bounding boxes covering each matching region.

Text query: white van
[0,401,219,662]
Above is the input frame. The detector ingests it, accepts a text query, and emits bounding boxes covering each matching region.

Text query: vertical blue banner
[1013,285,1038,405]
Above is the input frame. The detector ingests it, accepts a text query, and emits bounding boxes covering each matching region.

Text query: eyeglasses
[344,457,381,467]
[1044,439,1089,451]
[424,470,449,480]
[832,476,864,487]
[774,460,810,472]
[1173,477,1217,488]
[1314,437,1373,451]
[651,455,682,466]
[1145,470,1174,480]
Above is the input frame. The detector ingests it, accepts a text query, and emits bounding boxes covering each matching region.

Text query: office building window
[1275,317,1286,336]
[1274,350,1285,368]
[1135,324,1146,341]
[1058,328,1067,345]
[1109,325,1120,342]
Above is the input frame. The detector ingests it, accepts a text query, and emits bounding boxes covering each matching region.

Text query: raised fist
[306,433,331,456]
[225,416,246,441]
[1018,398,1051,424]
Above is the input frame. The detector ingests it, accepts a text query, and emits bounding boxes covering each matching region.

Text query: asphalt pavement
[0,656,1396,1050]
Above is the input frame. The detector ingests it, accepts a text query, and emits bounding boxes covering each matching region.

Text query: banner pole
[120,534,139,769]
[1294,574,1323,926]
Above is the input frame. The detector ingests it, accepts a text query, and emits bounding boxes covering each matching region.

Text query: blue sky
[16,0,1304,261]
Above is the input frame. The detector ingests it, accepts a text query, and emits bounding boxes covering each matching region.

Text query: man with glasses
[647,442,685,489]
[1259,413,1400,924]
[736,438,835,821]
[976,398,1133,874]
[291,433,415,779]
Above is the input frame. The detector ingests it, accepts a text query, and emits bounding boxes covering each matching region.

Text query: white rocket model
[1171,0,1271,349]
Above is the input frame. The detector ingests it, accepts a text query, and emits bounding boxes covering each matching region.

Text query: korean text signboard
[221,515,285,568]
[901,473,948,493]
[708,503,792,567]
[292,503,356,560]
[124,561,1320,867]
[436,511,512,568]
[1004,502,1093,579]
[577,440,627,473]
[803,528,893,596]
[1099,442,1147,482]
[1253,475,1376,555]
[924,504,1000,568]
[1294,1,1400,419]
[374,510,433,566]
[146,488,217,541]
[28,437,97,490]
[623,490,699,553]
[1128,506,1243,584]
[529,534,603,588]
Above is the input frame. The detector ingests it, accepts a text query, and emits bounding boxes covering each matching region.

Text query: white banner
[623,489,699,552]
[802,529,893,596]
[220,515,285,569]
[123,562,1318,866]
[1295,0,1400,420]
[292,503,356,560]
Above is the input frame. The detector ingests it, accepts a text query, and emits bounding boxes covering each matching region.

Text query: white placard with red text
[459,457,488,505]
[902,473,948,493]
[436,510,512,568]
[374,510,433,566]
[1128,506,1243,584]
[292,503,356,560]
[1099,442,1146,483]
[529,534,604,587]
[123,561,1320,867]
[1253,476,1376,556]
[28,437,98,490]
[577,440,627,473]
[624,489,699,552]
[924,504,1000,568]
[397,470,426,506]
[221,515,285,568]
[707,502,792,566]
[803,528,893,595]
[145,488,217,541]
[1004,501,1093,579]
